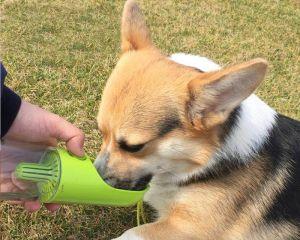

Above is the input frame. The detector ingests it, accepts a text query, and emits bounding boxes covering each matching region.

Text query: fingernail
[26,204,41,213]
[49,205,60,213]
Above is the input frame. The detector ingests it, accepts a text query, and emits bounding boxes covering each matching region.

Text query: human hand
[3,100,85,212]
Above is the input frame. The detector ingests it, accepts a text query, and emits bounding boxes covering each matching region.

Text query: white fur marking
[171,53,221,72]
[170,53,277,160]
[219,94,277,159]
[113,230,144,240]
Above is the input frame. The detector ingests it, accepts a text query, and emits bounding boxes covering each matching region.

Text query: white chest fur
[144,176,180,217]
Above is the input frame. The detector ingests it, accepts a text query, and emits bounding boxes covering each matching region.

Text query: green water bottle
[0,140,147,206]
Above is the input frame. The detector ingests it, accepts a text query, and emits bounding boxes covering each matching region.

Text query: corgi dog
[94,1,300,239]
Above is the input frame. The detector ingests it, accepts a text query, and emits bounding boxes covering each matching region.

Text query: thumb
[50,115,85,157]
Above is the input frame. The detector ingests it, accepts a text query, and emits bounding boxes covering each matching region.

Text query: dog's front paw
[112,229,144,240]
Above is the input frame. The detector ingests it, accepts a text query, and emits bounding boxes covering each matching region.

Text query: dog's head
[94,0,268,190]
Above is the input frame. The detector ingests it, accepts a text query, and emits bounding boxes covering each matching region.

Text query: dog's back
[262,115,300,232]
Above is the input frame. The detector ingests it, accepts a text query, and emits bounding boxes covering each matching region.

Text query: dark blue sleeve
[1,62,22,138]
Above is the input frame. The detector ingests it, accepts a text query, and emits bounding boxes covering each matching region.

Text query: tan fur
[121,0,153,52]
[129,157,296,240]
[96,1,296,240]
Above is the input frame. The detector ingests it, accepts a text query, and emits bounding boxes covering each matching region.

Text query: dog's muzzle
[102,174,152,191]
[94,152,152,191]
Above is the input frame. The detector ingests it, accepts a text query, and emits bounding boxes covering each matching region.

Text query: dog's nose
[94,151,110,177]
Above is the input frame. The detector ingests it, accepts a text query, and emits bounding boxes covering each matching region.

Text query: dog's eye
[119,141,145,153]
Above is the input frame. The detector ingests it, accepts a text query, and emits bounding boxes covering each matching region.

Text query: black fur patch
[262,115,300,225]
[220,106,241,143]
[118,139,145,153]
[158,113,182,137]
[134,174,153,191]
[178,156,245,186]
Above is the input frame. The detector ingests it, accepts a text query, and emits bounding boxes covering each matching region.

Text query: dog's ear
[121,0,152,53]
[187,58,268,130]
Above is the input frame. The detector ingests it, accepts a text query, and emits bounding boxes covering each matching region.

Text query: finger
[8,200,23,205]
[1,179,17,192]
[24,200,41,212]
[45,203,60,212]
[11,172,30,191]
[51,116,85,157]
[66,133,85,157]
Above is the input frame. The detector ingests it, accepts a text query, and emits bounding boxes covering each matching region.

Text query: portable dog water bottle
[0,141,147,206]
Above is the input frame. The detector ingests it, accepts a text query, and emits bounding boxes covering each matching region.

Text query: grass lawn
[0,0,299,239]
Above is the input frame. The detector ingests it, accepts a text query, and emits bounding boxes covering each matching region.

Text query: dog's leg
[112,220,197,240]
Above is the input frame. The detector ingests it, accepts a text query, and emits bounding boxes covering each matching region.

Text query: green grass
[0,0,299,239]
